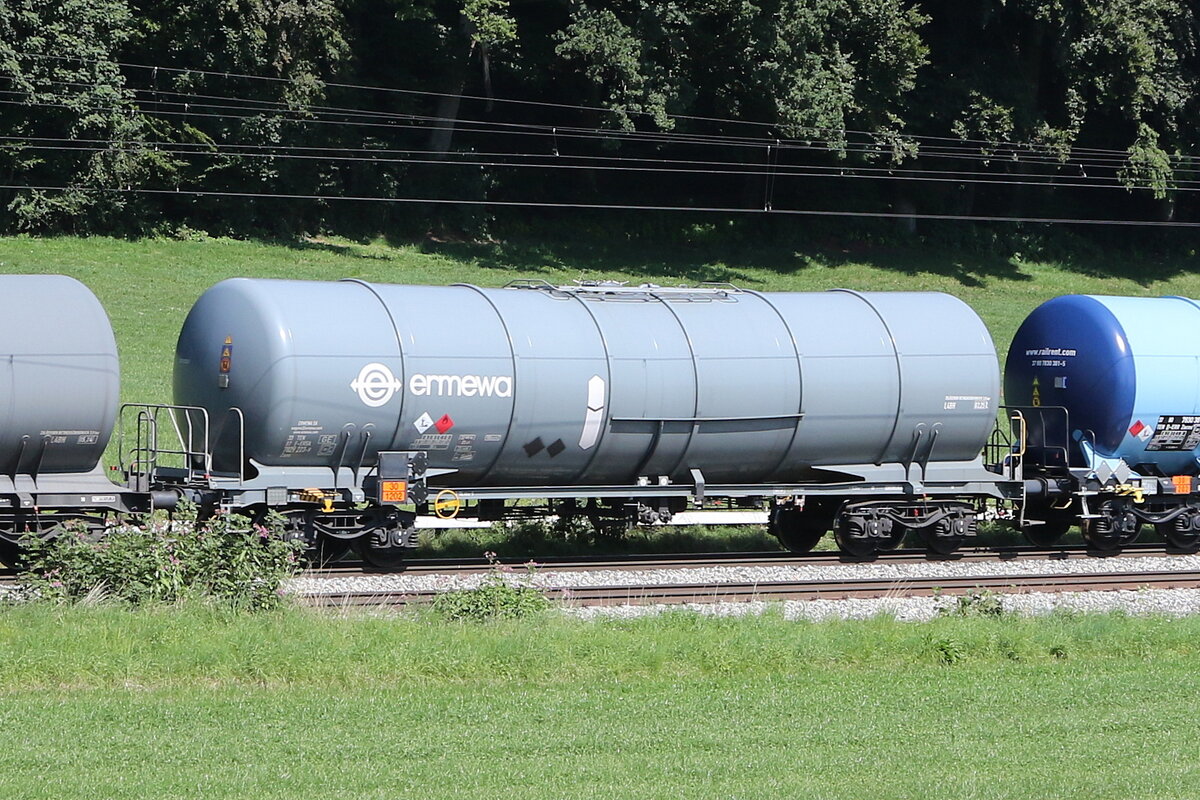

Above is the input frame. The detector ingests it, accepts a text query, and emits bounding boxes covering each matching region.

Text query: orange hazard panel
[1172,475,1194,494]
[381,480,408,503]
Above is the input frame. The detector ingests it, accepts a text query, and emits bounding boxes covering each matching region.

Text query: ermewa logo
[351,363,404,407]
[410,373,513,398]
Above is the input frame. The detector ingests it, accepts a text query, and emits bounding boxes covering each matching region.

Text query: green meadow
[2,604,1200,799]
[3,234,1200,798]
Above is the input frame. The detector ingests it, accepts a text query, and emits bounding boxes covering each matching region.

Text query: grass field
[4,235,1200,797]
[1,233,1198,407]
[2,603,1200,799]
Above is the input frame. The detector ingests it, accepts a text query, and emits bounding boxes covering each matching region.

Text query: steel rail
[300,569,1200,608]
[303,541,1193,578]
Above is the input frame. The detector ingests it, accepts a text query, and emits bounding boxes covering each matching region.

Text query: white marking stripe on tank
[579,374,605,450]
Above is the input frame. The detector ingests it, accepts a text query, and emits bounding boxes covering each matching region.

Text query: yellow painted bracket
[1114,484,1145,504]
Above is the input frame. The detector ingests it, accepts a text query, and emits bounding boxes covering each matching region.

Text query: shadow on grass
[1053,251,1200,286]
[258,216,1199,287]
[271,236,399,261]
[416,234,1036,288]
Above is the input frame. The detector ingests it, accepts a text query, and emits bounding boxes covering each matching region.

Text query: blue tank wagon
[1006,294,1200,549]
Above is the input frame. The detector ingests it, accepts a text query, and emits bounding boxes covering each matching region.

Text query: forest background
[0,0,1196,248]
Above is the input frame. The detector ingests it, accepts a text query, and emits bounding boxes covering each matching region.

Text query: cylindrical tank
[1006,294,1200,475]
[174,279,999,486]
[0,275,120,475]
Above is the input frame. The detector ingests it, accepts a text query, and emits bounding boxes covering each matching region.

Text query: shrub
[16,506,304,610]
[431,553,551,622]
[931,636,966,665]
[940,588,1007,618]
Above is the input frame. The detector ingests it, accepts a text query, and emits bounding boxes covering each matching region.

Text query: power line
[6,74,1164,171]
[0,133,1158,188]
[8,137,1196,195]
[11,52,1194,167]
[98,56,1200,165]
[0,183,1194,228]
[3,90,1185,184]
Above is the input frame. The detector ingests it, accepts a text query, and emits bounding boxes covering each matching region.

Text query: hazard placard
[380,480,408,504]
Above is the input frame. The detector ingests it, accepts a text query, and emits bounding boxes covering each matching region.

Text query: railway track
[301,568,1200,608]
[6,542,1197,607]
[308,540,1194,578]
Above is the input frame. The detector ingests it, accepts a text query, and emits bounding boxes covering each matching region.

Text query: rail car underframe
[0,467,155,515]
[179,457,1023,516]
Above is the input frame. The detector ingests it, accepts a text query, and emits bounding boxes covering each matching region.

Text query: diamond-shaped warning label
[435,414,454,434]
[413,412,434,434]
[1129,420,1145,438]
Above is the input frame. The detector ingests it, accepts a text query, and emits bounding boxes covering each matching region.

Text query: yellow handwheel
[433,489,462,519]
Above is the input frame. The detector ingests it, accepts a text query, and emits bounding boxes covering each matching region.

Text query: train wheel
[1081,520,1121,552]
[1157,513,1200,551]
[1023,519,1071,547]
[922,528,964,556]
[922,512,976,556]
[833,514,882,560]
[352,528,411,572]
[768,506,832,554]
[1082,501,1140,552]
[312,534,353,567]
[353,539,408,571]
[282,511,354,567]
[0,537,22,569]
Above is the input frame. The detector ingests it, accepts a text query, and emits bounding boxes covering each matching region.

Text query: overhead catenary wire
[10,132,1192,197]
[0,74,1171,173]
[6,136,1197,195]
[0,54,1191,226]
[1,183,1196,228]
[16,51,1189,166]
[1,90,1189,185]
[0,68,1182,177]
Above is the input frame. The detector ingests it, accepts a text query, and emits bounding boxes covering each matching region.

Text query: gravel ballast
[564,588,1200,622]
[290,553,1200,595]
[287,553,1200,621]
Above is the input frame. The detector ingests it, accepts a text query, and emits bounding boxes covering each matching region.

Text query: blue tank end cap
[1005,295,1135,455]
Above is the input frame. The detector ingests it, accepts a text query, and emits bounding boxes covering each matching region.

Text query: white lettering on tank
[409,373,512,398]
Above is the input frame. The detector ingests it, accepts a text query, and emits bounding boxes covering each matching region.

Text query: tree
[0,0,171,232]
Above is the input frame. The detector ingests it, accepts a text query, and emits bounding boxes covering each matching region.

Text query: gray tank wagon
[0,275,164,559]
[10,273,1200,570]
[172,278,1013,565]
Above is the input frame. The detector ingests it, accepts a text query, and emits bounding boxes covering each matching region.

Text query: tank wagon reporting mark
[943,395,991,411]
[14,275,1200,569]
[1145,416,1200,451]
